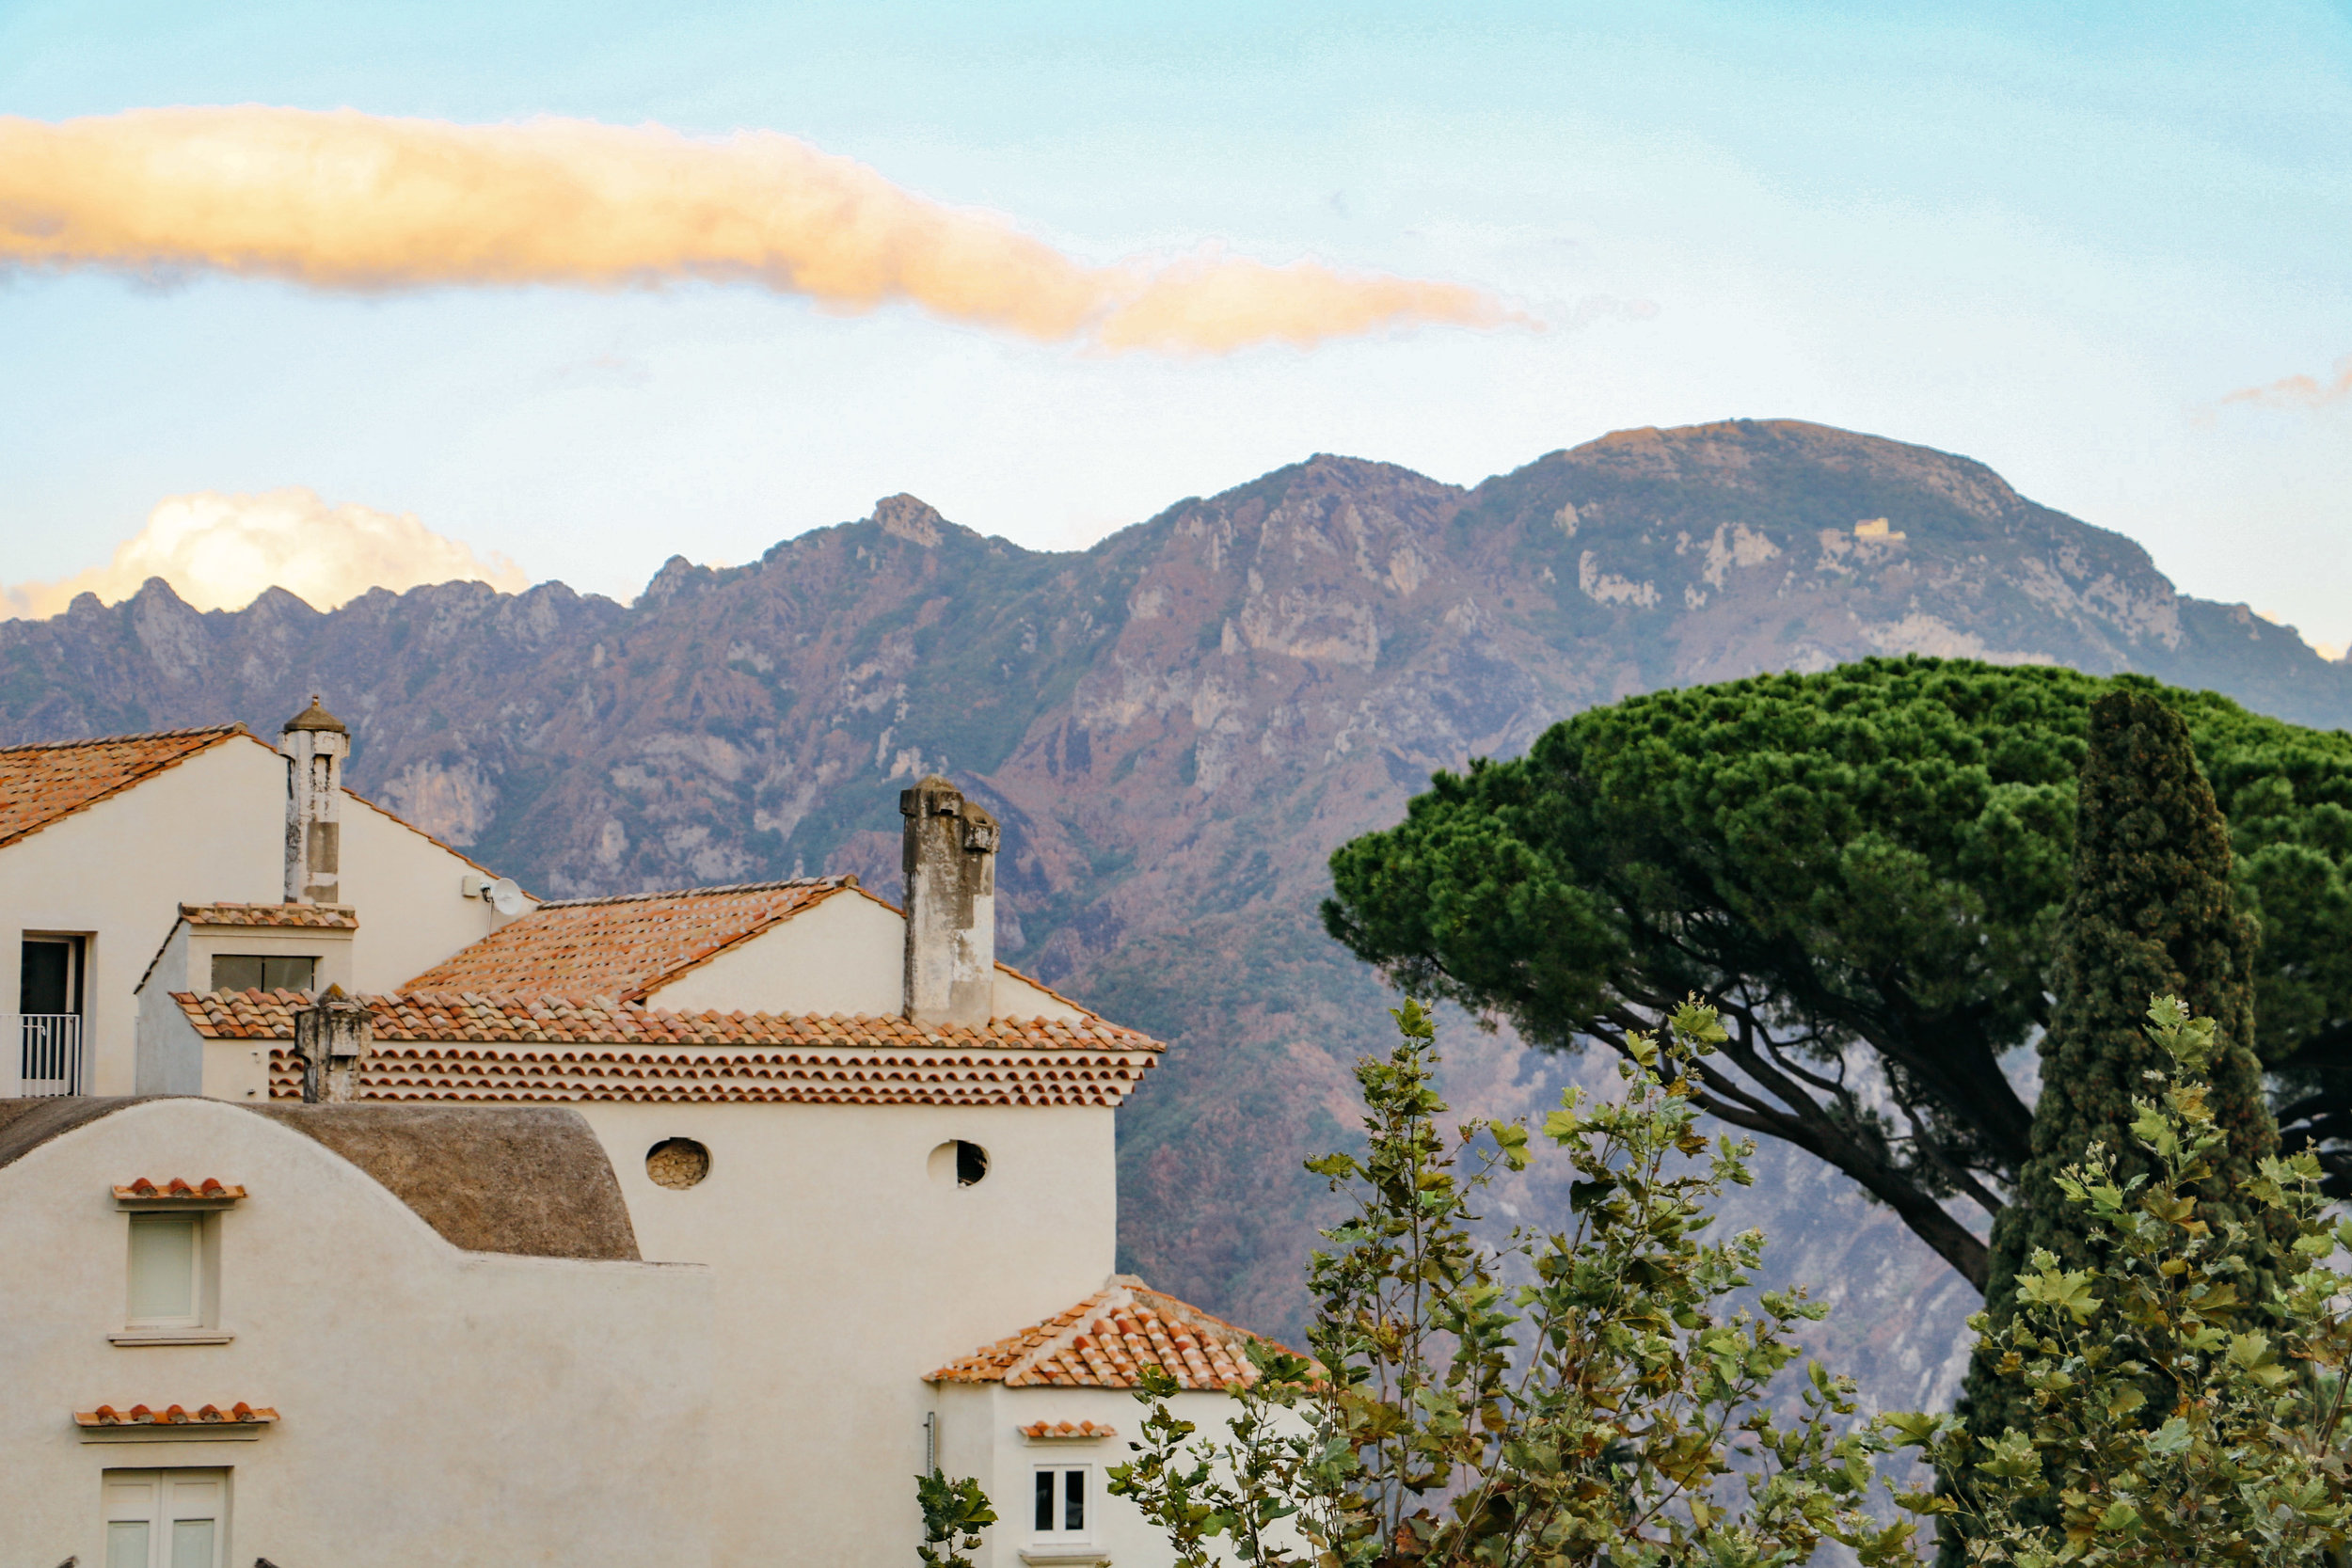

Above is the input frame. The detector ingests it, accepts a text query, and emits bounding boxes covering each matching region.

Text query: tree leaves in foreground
[1890,998,2352,1566]
[1108,997,1902,1567]
[1324,657,2352,1290]
[1112,994,2352,1565]
[915,1469,996,1568]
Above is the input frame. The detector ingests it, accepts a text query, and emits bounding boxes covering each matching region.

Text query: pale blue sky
[4,1,2348,644]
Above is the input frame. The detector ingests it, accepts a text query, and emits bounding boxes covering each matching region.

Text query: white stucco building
[1,708,1286,1566]
[0,706,518,1098]
[0,1093,712,1566]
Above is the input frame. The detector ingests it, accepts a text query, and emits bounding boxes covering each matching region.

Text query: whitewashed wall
[573,1098,1120,1568]
[1,741,283,1095]
[0,1098,714,1567]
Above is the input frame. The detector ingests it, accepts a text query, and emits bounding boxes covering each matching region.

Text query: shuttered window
[126,1214,202,1329]
[104,1469,227,1568]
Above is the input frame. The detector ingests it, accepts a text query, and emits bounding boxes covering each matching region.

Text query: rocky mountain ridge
[4,419,2344,1408]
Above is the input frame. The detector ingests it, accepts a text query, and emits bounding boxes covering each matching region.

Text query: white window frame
[1030,1462,1094,1543]
[207,952,321,994]
[103,1466,229,1568]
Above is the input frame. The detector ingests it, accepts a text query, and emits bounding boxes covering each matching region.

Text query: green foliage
[1888,998,2352,1565]
[1110,997,1908,1566]
[915,1468,997,1568]
[1965,688,2280,1454]
[1323,657,2352,1286]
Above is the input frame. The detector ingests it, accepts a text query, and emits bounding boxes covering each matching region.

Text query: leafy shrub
[1891,996,2352,1566]
[915,1468,996,1567]
[1110,996,1898,1566]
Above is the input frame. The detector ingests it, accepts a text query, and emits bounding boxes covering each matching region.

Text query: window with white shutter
[125,1213,205,1330]
[103,1468,228,1568]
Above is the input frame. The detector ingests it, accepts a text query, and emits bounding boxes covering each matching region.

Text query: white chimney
[900,776,998,1027]
[279,696,349,906]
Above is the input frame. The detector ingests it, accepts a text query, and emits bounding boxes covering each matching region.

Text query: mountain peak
[873,493,948,547]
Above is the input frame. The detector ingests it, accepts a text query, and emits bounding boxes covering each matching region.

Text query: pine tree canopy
[1322,656,2352,1291]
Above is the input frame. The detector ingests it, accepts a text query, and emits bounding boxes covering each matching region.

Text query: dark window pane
[1035,1470,1054,1531]
[20,942,69,1014]
[213,955,316,993]
[1064,1468,1084,1530]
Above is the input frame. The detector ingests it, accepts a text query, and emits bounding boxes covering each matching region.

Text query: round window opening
[646,1137,711,1190]
[930,1139,990,1187]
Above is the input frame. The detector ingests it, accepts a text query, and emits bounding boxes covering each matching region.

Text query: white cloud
[0,106,1521,355]
[0,488,529,620]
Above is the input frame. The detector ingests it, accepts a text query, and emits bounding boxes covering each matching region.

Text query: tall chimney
[279,695,349,906]
[900,777,999,1027]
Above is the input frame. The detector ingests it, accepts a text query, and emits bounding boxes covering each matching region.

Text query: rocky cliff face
[5,420,2344,1407]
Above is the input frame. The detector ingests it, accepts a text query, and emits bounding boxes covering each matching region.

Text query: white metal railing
[20,1014,84,1097]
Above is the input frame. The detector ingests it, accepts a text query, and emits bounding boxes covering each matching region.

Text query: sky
[2,1,2349,650]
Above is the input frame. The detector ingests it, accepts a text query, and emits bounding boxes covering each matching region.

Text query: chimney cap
[282,694,347,735]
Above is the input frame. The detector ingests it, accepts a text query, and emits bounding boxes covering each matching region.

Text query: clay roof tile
[926,1281,1293,1390]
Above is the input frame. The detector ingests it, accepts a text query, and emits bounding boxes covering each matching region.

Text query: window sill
[1019,1547,1111,1566]
[78,1420,269,1444]
[108,1330,235,1347]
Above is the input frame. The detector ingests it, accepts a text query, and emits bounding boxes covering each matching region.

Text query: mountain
[6,419,2345,1410]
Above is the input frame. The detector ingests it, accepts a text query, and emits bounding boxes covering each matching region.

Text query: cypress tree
[1958,687,2279,1455]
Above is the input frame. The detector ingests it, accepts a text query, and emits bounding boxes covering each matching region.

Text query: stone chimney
[279,696,349,906]
[900,777,998,1027]
[295,987,371,1103]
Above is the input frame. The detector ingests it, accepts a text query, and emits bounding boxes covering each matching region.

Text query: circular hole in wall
[646,1137,711,1190]
[930,1139,991,1187]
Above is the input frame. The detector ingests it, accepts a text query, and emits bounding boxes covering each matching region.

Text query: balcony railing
[20,1013,84,1097]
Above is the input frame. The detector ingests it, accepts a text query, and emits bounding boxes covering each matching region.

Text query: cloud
[0,489,529,620]
[0,106,1519,354]
[2222,354,2352,409]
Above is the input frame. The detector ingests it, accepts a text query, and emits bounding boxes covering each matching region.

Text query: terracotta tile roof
[930,1279,1282,1390]
[0,725,245,851]
[77,1403,277,1429]
[114,1178,246,1203]
[401,877,861,1000]
[1020,1420,1118,1440]
[170,990,1163,1107]
[180,902,358,929]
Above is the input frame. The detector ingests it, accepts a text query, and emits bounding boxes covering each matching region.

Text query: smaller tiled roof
[0,725,244,851]
[170,990,1164,1108]
[402,877,861,1001]
[1020,1420,1117,1440]
[930,1278,1281,1391]
[180,902,358,929]
[114,1178,245,1203]
[78,1403,277,1429]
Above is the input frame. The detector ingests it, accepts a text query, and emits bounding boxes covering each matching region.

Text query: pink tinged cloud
[2223,355,2352,409]
[0,107,1522,353]
[0,489,528,621]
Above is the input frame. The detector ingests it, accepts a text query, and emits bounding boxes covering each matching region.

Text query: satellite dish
[488,878,527,917]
